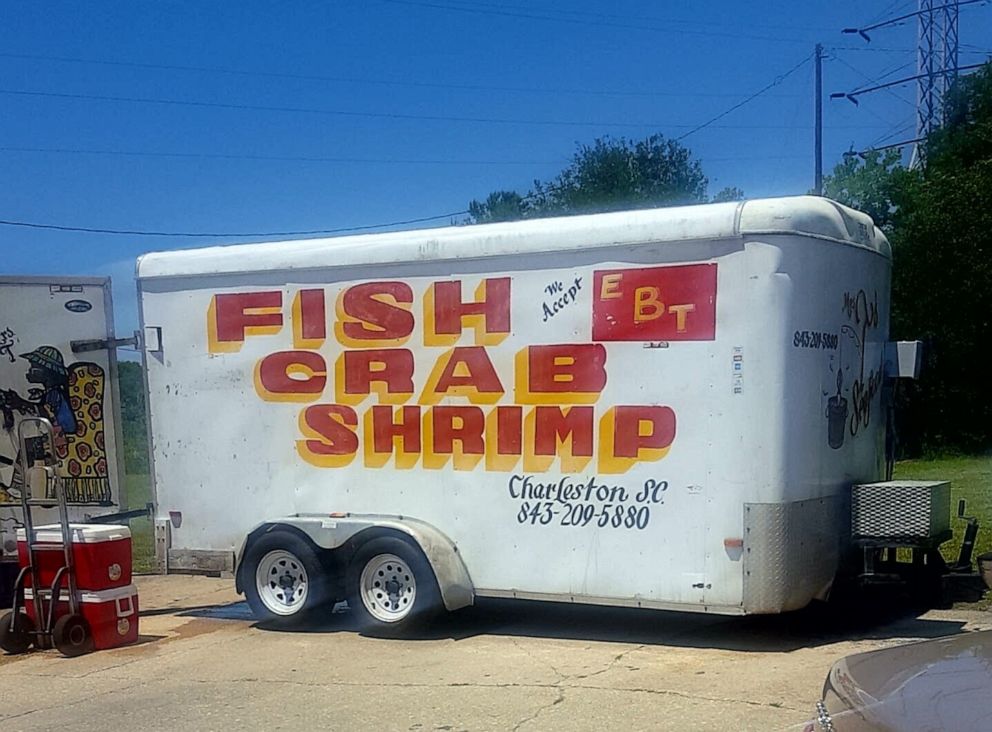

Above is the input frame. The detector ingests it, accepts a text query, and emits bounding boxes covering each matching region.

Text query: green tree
[890,64,992,453]
[468,134,711,223]
[822,62,992,453]
[821,149,907,231]
[928,61,992,170]
[117,361,149,474]
[711,186,745,203]
[467,191,530,224]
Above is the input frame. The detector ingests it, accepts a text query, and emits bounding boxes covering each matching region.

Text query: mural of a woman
[7,346,76,447]
[0,346,112,504]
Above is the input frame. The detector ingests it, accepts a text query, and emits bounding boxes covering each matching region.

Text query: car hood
[820,630,992,731]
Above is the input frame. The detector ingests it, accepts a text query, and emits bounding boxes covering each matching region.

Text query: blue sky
[2,0,990,333]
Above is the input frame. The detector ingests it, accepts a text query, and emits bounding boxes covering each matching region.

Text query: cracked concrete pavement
[2,575,990,731]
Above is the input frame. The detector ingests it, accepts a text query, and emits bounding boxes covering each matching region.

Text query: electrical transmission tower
[917,0,960,146]
[839,0,978,165]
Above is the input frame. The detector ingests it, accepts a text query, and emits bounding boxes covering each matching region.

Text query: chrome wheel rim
[256,550,309,616]
[359,553,416,623]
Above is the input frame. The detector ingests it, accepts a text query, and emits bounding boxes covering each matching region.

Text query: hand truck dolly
[0,416,93,656]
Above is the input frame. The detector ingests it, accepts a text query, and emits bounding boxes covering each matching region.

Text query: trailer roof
[0,275,111,287]
[137,195,890,280]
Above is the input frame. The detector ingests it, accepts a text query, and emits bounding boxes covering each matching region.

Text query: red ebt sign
[204,263,717,474]
[592,264,717,342]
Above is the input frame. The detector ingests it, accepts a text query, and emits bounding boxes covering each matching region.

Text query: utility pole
[814,43,823,195]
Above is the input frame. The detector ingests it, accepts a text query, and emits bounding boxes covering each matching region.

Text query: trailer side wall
[140,198,891,614]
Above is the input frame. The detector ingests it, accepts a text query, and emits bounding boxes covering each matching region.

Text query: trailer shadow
[232,595,971,653]
[440,598,969,653]
[147,602,256,620]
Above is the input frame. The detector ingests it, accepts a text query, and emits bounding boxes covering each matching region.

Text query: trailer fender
[236,514,474,612]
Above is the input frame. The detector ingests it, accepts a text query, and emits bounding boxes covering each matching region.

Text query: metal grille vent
[851,481,950,540]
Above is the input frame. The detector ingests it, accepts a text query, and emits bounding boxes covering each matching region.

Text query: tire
[243,530,329,625]
[346,536,441,637]
[0,610,34,654]
[53,613,93,657]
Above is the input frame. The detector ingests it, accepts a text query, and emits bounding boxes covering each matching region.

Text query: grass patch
[893,455,992,563]
[124,473,155,574]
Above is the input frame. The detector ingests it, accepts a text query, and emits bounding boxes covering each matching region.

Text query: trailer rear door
[0,277,125,556]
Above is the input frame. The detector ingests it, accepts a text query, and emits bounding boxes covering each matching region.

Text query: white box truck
[0,277,126,558]
[138,195,909,633]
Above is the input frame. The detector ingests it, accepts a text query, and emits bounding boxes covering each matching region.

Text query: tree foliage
[117,361,149,474]
[824,62,992,454]
[711,186,745,203]
[468,134,711,223]
[822,149,907,231]
[467,190,530,224]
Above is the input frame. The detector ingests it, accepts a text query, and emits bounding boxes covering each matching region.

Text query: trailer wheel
[243,531,327,625]
[0,610,34,654]
[53,613,93,657]
[346,536,441,637]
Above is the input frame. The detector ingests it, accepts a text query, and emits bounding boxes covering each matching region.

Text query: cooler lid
[25,583,137,603]
[16,523,131,544]
[79,584,138,604]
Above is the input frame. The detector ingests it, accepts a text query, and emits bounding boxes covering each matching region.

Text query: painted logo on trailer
[64,299,92,313]
[204,264,718,474]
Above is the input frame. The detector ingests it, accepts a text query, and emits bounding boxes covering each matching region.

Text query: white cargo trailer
[0,277,126,555]
[138,195,903,632]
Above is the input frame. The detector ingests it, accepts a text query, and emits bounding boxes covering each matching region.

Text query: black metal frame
[5,417,80,648]
[855,508,984,596]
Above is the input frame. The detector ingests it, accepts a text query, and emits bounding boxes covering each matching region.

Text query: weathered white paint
[139,196,892,613]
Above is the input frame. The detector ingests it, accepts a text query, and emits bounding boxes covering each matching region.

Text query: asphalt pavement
[1,575,989,731]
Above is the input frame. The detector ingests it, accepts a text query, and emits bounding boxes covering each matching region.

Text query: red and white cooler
[24,584,140,650]
[16,524,132,591]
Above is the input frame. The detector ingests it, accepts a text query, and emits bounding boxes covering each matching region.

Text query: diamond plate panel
[852,481,950,540]
[743,497,843,614]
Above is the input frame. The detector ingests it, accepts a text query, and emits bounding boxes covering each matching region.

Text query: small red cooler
[16,524,132,591]
[24,584,140,650]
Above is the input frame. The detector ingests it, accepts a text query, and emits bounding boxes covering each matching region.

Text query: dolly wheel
[0,611,34,654]
[53,614,93,657]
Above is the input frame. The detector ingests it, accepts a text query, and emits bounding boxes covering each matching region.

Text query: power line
[858,136,924,154]
[0,146,565,167]
[832,62,986,101]
[843,0,988,40]
[0,87,732,130]
[863,58,920,86]
[830,54,917,108]
[395,0,834,34]
[0,52,800,100]
[0,87,886,131]
[0,146,806,165]
[869,120,915,148]
[849,96,906,129]
[380,0,818,45]
[676,53,814,141]
[830,46,917,52]
[865,1,916,26]
[0,211,471,238]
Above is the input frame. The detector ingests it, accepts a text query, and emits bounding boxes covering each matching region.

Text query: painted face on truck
[26,363,59,388]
